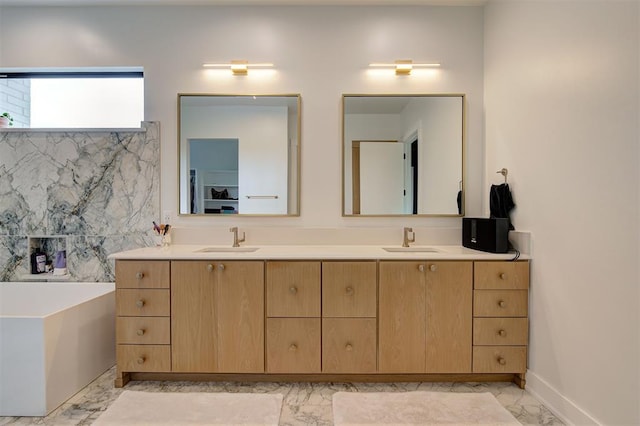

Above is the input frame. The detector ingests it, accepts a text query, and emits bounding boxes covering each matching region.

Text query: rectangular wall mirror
[343,94,464,217]
[179,94,300,216]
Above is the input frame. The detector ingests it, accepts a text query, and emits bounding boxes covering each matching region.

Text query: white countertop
[108,245,528,261]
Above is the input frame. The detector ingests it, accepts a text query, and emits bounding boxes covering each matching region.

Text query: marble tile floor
[0,366,564,425]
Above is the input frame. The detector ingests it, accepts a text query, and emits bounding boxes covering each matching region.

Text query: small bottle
[31,248,47,274]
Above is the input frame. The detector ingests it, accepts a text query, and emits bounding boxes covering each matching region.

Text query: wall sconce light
[369,59,441,75]
[202,60,274,75]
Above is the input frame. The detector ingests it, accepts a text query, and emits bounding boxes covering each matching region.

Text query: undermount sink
[195,247,259,253]
[383,247,441,253]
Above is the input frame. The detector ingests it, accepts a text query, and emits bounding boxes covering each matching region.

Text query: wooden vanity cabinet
[378,261,473,374]
[171,260,264,373]
[114,256,529,388]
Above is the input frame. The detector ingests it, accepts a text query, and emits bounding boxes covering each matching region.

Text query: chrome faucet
[402,227,415,247]
[230,226,246,247]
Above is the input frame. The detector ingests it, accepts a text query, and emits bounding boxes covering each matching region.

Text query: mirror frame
[341,93,465,217]
[177,93,302,217]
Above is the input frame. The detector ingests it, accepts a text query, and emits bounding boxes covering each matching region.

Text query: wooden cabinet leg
[114,371,130,388]
[513,372,526,389]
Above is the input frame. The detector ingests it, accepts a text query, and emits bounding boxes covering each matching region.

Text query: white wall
[0,5,485,227]
[484,1,639,425]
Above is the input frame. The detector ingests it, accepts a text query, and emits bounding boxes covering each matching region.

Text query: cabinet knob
[345,343,353,352]
[289,343,298,351]
[497,357,506,365]
[136,357,145,364]
[498,329,507,337]
[429,264,438,272]
[136,299,145,308]
[218,264,225,271]
[345,286,354,295]
[135,272,144,280]
[418,264,425,272]
[289,286,298,295]
[137,329,145,336]
[499,272,507,280]
[498,300,506,308]
[207,264,214,272]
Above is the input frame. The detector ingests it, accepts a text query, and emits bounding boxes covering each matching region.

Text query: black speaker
[462,218,509,253]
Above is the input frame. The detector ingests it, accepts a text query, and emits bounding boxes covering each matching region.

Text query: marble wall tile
[0,122,159,282]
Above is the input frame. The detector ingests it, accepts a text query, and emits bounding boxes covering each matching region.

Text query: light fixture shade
[202,60,274,75]
[230,60,248,75]
[369,59,441,75]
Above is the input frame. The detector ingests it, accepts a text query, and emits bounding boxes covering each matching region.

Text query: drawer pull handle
[345,286,354,295]
[289,343,298,351]
[498,300,506,308]
[218,264,225,271]
[345,343,353,352]
[429,264,438,272]
[137,329,145,336]
[497,357,506,366]
[498,329,507,337]
[137,357,146,364]
[499,273,507,280]
[289,286,298,295]
[136,272,144,280]
[418,264,425,272]
[207,264,214,272]
[136,299,145,308]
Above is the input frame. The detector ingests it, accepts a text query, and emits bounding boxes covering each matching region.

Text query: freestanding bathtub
[0,282,115,416]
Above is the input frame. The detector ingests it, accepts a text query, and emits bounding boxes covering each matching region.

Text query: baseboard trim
[526,369,601,425]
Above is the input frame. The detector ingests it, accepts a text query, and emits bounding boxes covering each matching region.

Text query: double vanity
[110,244,530,389]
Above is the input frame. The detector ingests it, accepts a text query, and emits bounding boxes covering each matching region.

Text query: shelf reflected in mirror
[178,94,301,216]
[342,94,465,217]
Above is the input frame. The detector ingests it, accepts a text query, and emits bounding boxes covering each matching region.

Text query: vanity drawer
[117,344,171,372]
[116,317,170,345]
[116,289,170,317]
[266,318,321,373]
[474,290,528,317]
[266,261,321,317]
[322,261,377,318]
[116,260,170,289]
[322,318,377,373]
[474,261,529,290]
[473,318,528,346]
[473,346,527,373]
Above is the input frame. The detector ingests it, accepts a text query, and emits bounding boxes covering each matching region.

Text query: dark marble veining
[0,123,159,282]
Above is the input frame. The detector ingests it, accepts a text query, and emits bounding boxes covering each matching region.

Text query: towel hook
[497,168,508,183]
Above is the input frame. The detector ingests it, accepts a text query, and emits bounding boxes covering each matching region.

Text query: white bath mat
[93,390,283,425]
[332,391,521,425]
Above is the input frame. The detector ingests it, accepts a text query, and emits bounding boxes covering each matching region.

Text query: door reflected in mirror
[343,94,464,216]
[179,94,301,216]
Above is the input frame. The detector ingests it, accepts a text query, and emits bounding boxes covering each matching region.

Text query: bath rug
[332,391,520,425]
[93,390,283,425]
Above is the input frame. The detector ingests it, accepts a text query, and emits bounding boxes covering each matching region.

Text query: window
[0,68,144,128]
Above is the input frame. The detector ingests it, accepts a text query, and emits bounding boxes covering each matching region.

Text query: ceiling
[0,0,487,6]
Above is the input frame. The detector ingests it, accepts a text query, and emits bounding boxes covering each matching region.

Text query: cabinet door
[216,261,264,373]
[171,261,217,372]
[266,261,321,317]
[322,318,377,373]
[322,261,377,318]
[425,261,472,373]
[378,261,426,373]
[266,318,321,373]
